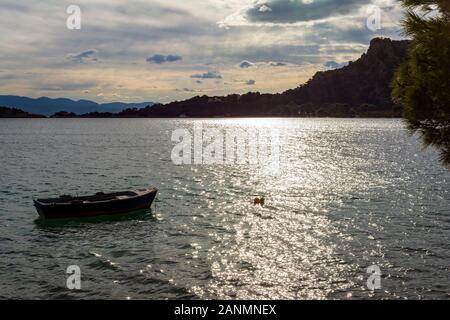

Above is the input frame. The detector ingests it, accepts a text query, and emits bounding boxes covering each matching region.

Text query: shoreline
[0,116,404,119]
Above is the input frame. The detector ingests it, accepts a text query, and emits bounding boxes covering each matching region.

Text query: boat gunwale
[34,188,158,207]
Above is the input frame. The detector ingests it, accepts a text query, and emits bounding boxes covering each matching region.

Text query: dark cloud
[269,62,287,67]
[146,54,182,64]
[246,79,256,85]
[246,0,371,23]
[69,49,98,63]
[190,71,222,79]
[239,60,254,68]
[176,88,202,93]
[166,55,182,62]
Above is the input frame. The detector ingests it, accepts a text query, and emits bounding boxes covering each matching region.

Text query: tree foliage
[392,0,450,166]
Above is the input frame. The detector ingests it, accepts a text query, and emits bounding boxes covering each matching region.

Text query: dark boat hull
[34,188,157,220]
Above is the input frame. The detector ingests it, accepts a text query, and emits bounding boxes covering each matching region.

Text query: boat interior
[37,191,139,204]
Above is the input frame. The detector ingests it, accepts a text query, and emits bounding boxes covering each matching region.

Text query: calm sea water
[0,118,449,300]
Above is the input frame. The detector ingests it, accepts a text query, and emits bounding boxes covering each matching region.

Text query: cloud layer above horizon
[0,0,406,103]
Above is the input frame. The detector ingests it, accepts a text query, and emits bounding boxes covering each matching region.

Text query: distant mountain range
[0,95,155,116]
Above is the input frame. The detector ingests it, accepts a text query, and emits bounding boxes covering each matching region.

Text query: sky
[0,0,407,103]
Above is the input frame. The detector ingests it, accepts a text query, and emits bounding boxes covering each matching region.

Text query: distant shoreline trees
[393,0,450,166]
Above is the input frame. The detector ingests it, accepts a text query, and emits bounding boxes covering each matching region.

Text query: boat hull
[34,188,157,220]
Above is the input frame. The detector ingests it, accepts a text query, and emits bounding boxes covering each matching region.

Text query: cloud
[269,62,287,67]
[190,71,222,79]
[324,61,340,69]
[259,5,273,13]
[234,79,256,85]
[324,60,349,69]
[175,88,203,93]
[239,60,254,68]
[146,54,182,64]
[245,0,371,24]
[68,49,98,63]
[176,88,194,92]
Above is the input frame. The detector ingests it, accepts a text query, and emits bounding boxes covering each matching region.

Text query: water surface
[0,118,449,299]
